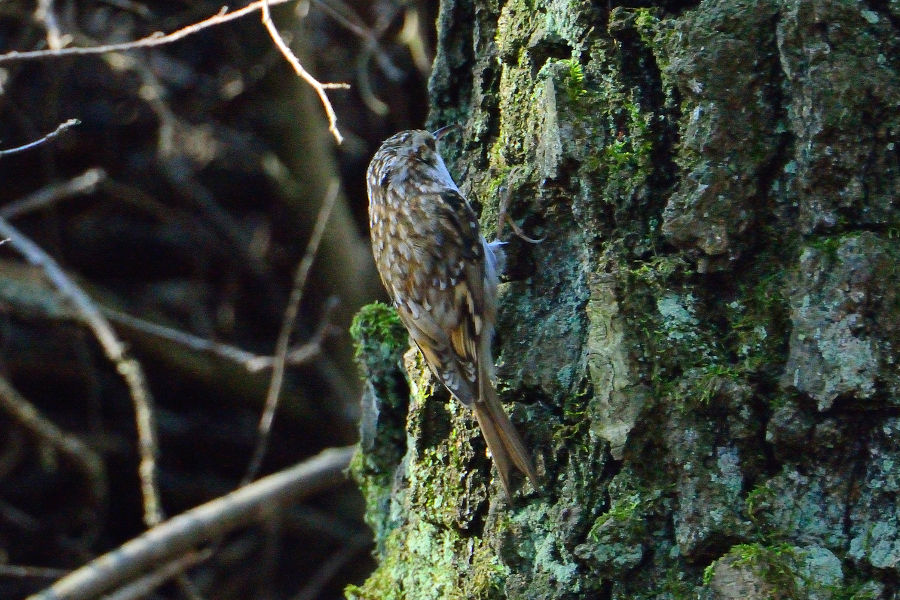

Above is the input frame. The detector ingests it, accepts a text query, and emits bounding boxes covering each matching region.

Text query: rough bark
[350,0,900,598]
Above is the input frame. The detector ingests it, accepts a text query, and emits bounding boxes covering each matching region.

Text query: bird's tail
[473,378,540,499]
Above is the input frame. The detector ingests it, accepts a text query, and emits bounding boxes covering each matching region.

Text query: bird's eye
[416,143,432,163]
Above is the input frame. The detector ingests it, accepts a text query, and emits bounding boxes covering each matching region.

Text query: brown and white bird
[366,128,539,499]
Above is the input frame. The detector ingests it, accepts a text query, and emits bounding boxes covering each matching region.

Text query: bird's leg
[496,185,545,245]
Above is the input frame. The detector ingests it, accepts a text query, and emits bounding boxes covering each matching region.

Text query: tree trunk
[350,0,900,598]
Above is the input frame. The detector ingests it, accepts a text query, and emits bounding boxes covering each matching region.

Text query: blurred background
[0,1,436,598]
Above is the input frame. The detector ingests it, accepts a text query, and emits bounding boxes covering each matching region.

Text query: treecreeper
[365,128,539,499]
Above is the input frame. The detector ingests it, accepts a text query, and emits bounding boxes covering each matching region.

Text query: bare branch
[0,168,106,219]
[0,1,349,144]
[104,305,334,372]
[243,179,341,484]
[290,534,371,600]
[0,119,79,156]
[0,3,286,62]
[310,0,402,78]
[261,1,348,143]
[102,550,213,600]
[0,375,108,513]
[34,0,70,50]
[0,564,70,580]
[0,217,163,528]
[26,446,355,600]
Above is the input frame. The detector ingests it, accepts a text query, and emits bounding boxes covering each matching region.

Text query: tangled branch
[26,446,355,600]
[0,2,348,143]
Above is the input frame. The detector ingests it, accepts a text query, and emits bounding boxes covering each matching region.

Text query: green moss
[356,1,899,598]
[578,486,656,579]
[704,543,864,598]
[725,264,789,375]
[628,255,692,289]
[835,581,884,600]
[348,303,410,445]
[346,523,507,600]
[347,333,511,599]
[589,495,642,537]
[808,234,844,259]
[656,566,696,600]
[701,561,715,586]
[733,541,795,568]
[745,481,777,524]
[349,302,411,548]
[695,364,742,406]
[350,301,408,363]
[562,58,586,102]
[623,241,792,414]
[602,101,653,175]
[704,543,798,591]
[632,8,660,48]
[553,398,590,446]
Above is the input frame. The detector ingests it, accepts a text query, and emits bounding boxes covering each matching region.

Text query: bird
[365,128,539,499]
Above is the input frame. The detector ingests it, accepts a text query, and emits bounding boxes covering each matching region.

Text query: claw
[504,214,545,244]
[497,185,545,244]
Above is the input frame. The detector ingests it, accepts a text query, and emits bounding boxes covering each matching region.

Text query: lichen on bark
[350,0,900,598]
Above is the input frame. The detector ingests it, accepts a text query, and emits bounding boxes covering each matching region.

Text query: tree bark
[350,0,900,598]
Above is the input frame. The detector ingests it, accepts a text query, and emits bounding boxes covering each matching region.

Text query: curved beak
[432,124,460,140]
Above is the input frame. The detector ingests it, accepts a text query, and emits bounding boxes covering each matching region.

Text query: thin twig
[243,179,340,484]
[34,0,68,50]
[0,375,108,516]
[356,0,406,113]
[310,0,402,78]
[0,2,287,62]
[26,446,355,600]
[260,0,348,143]
[0,119,79,156]
[244,297,338,372]
[102,549,213,600]
[0,564,70,579]
[0,499,39,530]
[98,0,153,19]
[310,0,369,39]
[104,307,261,365]
[0,217,163,528]
[312,0,395,115]
[290,534,371,600]
[356,52,389,115]
[103,305,334,372]
[0,1,348,144]
[397,6,432,74]
[0,168,106,219]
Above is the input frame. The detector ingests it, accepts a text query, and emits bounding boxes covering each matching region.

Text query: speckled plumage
[366,129,538,499]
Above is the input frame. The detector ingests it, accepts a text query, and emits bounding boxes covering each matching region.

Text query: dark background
[0,1,436,598]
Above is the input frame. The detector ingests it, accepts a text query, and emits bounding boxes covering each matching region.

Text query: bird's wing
[392,189,487,407]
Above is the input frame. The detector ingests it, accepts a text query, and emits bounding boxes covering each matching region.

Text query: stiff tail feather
[473,381,540,499]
